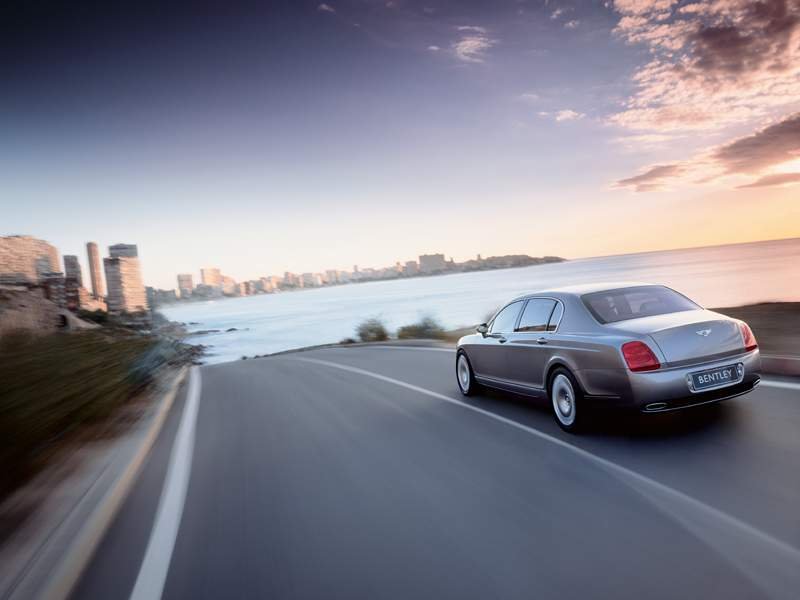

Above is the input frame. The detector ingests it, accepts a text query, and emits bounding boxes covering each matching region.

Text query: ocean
[160,238,800,364]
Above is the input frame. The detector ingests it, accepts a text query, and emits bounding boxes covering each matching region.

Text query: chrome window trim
[488,300,524,334]
[514,296,565,334]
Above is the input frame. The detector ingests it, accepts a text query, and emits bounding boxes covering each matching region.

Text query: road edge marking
[33,367,189,600]
[290,355,800,591]
[129,367,202,600]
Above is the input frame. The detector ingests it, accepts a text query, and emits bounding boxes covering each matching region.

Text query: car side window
[489,301,522,333]
[547,302,564,332]
[516,299,556,332]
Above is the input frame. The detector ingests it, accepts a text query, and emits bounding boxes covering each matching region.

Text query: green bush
[356,318,389,342]
[397,316,446,340]
[0,331,179,498]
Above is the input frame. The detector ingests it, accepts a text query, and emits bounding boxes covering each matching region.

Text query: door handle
[536,337,548,345]
[497,336,507,343]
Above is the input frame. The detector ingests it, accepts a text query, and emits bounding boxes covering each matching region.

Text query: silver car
[455,282,761,432]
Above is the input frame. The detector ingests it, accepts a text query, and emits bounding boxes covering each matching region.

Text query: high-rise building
[0,235,60,284]
[177,273,194,297]
[86,242,105,299]
[221,275,238,295]
[104,254,147,313]
[109,244,138,258]
[201,267,222,287]
[63,255,83,286]
[419,253,447,273]
[283,272,302,287]
[302,272,323,287]
[259,276,278,292]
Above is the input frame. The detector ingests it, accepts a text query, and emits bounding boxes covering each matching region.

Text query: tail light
[622,341,661,372]
[739,322,758,352]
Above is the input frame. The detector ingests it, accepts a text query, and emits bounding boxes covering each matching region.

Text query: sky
[2,0,799,289]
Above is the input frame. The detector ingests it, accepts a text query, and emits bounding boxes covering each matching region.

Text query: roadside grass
[0,330,186,501]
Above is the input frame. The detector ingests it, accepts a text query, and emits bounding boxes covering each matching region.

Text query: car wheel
[456,351,479,396]
[549,368,584,433]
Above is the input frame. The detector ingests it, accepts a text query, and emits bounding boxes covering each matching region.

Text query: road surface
[73,345,800,599]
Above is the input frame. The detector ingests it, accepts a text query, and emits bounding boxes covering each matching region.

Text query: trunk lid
[611,309,744,364]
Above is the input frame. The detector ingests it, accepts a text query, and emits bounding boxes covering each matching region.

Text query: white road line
[761,379,800,390]
[351,345,455,353]
[129,367,202,600]
[291,356,800,598]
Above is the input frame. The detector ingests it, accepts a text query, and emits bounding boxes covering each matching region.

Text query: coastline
[235,302,800,375]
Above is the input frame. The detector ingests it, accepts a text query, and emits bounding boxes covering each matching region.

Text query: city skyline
[5,232,799,293]
[2,1,799,290]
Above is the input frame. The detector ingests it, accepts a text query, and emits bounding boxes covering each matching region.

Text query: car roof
[510,281,661,302]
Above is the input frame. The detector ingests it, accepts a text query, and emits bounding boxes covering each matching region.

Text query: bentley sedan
[456,283,761,432]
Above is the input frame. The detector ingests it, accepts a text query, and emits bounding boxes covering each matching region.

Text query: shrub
[0,331,182,499]
[356,318,389,342]
[397,316,446,340]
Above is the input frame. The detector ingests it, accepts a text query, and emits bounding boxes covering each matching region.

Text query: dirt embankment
[0,287,63,335]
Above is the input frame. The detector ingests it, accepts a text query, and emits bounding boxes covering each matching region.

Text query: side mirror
[476,323,488,335]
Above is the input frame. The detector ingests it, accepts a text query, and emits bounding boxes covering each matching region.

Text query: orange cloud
[615,111,800,190]
[611,0,800,132]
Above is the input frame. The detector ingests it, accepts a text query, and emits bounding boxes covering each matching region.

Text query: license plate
[689,364,741,392]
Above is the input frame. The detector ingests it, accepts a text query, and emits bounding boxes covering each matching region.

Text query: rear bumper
[578,349,761,412]
[638,377,760,413]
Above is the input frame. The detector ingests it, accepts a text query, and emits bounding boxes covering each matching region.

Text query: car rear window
[582,286,699,324]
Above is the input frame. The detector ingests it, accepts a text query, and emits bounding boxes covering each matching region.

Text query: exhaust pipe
[645,402,668,412]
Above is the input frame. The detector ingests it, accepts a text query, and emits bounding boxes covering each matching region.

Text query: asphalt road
[73,345,800,599]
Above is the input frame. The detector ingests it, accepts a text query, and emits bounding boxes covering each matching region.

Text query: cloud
[610,0,800,132]
[538,109,586,121]
[615,163,684,191]
[555,109,585,121]
[457,25,487,33]
[519,92,540,102]
[615,111,800,190]
[452,26,495,63]
[614,0,677,16]
[737,172,800,188]
[613,133,681,147]
[427,45,440,51]
[564,20,580,29]
[712,112,800,173]
[551,8,565,19]
[317,3,336,13]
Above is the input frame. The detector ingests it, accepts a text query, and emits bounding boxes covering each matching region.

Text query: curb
[2,367,189,600]
[761,355,800,378]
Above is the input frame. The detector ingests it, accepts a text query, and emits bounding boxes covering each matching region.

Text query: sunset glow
[2,1,798,288]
